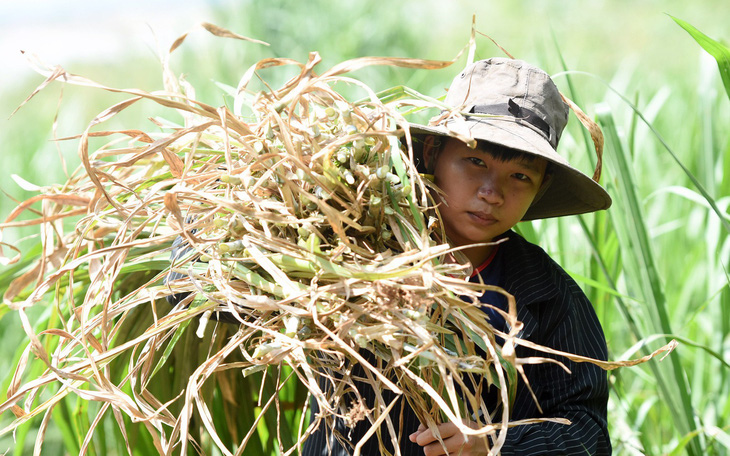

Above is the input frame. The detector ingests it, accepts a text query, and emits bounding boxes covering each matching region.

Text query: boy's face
[428,137,548,260]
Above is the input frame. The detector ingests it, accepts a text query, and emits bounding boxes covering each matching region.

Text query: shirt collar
[499,230,560,307]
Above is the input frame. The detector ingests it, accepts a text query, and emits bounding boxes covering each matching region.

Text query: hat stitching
[467,118,548,153]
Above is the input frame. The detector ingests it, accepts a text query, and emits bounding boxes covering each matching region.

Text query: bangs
[476,139,539,163]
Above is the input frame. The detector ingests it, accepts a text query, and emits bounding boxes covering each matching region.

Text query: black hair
[423,136,554,177]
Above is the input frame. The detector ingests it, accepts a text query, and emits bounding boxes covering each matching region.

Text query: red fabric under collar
[470,245,500,278]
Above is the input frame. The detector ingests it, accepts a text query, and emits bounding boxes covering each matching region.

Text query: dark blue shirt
[470,244,507,333]
[302,230,611,455]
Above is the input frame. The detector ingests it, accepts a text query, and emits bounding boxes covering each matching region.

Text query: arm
[497,283,611,455]
[411,285,611,455]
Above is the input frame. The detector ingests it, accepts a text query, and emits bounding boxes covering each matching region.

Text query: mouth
[468,211,497,226]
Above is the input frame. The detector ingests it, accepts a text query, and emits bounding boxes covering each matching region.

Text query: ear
[422,135,439,172]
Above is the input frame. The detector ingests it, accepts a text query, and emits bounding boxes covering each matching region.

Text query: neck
[463,244,495,268]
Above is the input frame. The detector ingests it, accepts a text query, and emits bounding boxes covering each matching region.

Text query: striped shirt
[302,230,610,455]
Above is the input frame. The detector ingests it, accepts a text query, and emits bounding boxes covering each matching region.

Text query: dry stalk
[0,30,675,455]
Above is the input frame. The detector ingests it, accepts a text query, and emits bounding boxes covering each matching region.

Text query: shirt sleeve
[498,277,611,455]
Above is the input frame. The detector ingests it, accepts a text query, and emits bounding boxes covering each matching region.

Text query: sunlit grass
[1,3,729,455]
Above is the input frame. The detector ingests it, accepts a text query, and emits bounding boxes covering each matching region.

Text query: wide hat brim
[409,115,612,221]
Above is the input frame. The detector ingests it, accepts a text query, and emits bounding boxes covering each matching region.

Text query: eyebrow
[512,159,543,174]
[478,149,544,174]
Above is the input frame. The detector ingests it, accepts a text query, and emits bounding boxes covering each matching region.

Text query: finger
[414,422,461,446]
[423,434,472,456]
[409,423,428,442]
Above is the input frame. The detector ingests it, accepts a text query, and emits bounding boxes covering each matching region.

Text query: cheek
[435,176,469,208]
[434,160,472,194]
[507,188,540,214]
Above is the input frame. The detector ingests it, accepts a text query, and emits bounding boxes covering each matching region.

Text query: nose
[477,173,504,205]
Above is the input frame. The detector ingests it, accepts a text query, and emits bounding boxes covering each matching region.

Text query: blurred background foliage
[1,0,729,454]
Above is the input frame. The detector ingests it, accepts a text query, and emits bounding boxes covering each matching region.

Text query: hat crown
[444,58,569,148]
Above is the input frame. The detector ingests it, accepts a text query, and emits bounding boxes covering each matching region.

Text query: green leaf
[670,15,730,102]
[564,270,639,302]
[598,105,704,456]
[148,317,193,381]
[0,303,9,322]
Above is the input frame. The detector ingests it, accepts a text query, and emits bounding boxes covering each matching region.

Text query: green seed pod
[196,310,212,339]
[230,216,244,234]
[353,144,367,163]
[219,239,244,253]
[341,169,355,185]
[314,186,327,200]
[375,165,390,180]
[297,235,307,249]
[364,137,376,146]
[305,233,322,254]
[353,164,370,177]
[385,173,401,185]
[253,141,265,153]
[402,309,423,320]
[265,127,274,141]
[199,254,212,263]
[368,195,382,217]
[336,147,349,164]
[345,124,358,135]
[284,316,300,337]
[221,174,242,185]
[325,106,338,121]
[341,107,354,123]
[295,168,306,182]
[354,334,368,348]
[252,341,282,359]
[394,184,412,202]
[214,218,227,228]
[297,226,310,238]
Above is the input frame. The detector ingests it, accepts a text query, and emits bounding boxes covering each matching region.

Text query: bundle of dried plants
[0,25,675,456]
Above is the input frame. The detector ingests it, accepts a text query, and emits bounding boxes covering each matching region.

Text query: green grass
[2,1,729,454]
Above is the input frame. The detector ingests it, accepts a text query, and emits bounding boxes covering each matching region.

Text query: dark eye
[468,157,485,166]
[513,173,530,182]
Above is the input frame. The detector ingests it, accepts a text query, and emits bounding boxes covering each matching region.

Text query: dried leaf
[3,261,43,303]
[11,174,42,192]
[162,148,185,178]
[170,32,189,54]
[3,193,89,224]
[201,22,270,46]
[561,93,605,182]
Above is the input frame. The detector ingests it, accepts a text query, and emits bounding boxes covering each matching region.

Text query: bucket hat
[410,57,611,220]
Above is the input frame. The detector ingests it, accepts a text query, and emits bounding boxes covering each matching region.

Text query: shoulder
[499,231,606,352]
[498,230,582,306]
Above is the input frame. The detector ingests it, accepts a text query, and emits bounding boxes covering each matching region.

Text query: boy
[303,58,612,455]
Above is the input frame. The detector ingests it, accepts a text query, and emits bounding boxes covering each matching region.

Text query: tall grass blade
[670,15,730,102]
[561,70,730,235]
[597,105,704,455]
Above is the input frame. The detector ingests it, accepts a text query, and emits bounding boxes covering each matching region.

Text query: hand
[409,421,488,456]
